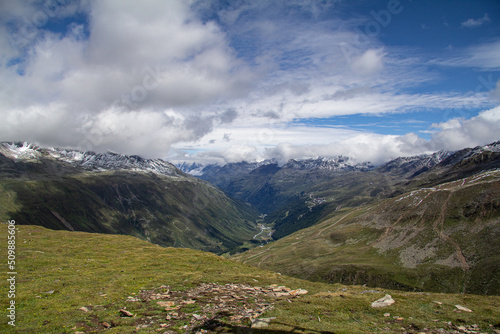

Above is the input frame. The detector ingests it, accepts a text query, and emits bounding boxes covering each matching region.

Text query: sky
[1,0,500,165]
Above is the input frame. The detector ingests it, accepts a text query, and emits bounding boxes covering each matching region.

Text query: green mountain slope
[1,225,499,333]
[0,144,258,254]
[234,169,500,295]
[198,143,500,243]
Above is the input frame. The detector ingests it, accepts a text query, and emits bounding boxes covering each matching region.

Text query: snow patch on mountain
[283,156,373,172]
[0,142,42,160]
[177,159,280,176]
[176,162,206,176]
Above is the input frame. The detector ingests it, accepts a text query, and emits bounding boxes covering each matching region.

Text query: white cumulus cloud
[0,0,253,157]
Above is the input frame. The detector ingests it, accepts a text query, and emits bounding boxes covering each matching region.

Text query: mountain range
[0,142,258,254]
[2,141,500,295]
[230,142,500,294]
[179,142,500,241]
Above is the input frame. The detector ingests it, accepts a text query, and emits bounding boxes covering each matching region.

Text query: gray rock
[251,317,276,328]
[371,294,395,308]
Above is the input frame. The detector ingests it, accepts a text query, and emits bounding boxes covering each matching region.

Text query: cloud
[466,40,500,71]
[176,106,500,166]
[0,0,254,156]
[263,105,500,164]
[1,1,497,165]
[265,132,432,165]
[461,14,490,28]
[351,48,385,75]
[493,79,500,102]
[430,106,500,151]
[219,108,238,124]
[428,39,500,71]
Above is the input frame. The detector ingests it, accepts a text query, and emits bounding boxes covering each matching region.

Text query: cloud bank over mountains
[1,0,499,165]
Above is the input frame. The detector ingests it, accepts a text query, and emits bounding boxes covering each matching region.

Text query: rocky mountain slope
[0,142,258,254]
[233,167,500,295]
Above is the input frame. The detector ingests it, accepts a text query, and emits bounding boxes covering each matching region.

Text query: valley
[1,141,499,333]
[233,169,500,295]
[2,141,500,293]
[3,1,500,332]
[184,142,500,245]
[179,142,500,295]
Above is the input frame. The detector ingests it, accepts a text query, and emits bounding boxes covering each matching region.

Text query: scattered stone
[433,301,443,305]
[42,290,55,295]
[275,292,289,297]
[251,317,275,329]
[289,289,308,296]
[119,309,134,317]
[127,296,140,302]
[79,306,89,313]
[371,295,395,308]
[384,313,391,317]
[75,332,85,334]
[361,290,380,294]
[102,322,111,328]
[455,304,473,313]
[159,324,168,328]
[157,301,176,307]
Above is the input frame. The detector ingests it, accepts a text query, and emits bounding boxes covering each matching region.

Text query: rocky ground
[74,283,499,333]
[87,283,309,333]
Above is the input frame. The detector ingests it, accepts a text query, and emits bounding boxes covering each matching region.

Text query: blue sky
[1,0,499,164]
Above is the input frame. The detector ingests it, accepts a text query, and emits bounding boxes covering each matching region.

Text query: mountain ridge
[0,141,259,254]
[0,141,180,176]
[178,142,500,178]
[177,142,500,242]
[234,167,500,295]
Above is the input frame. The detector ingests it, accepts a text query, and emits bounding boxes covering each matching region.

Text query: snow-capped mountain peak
[0,142,179,177]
